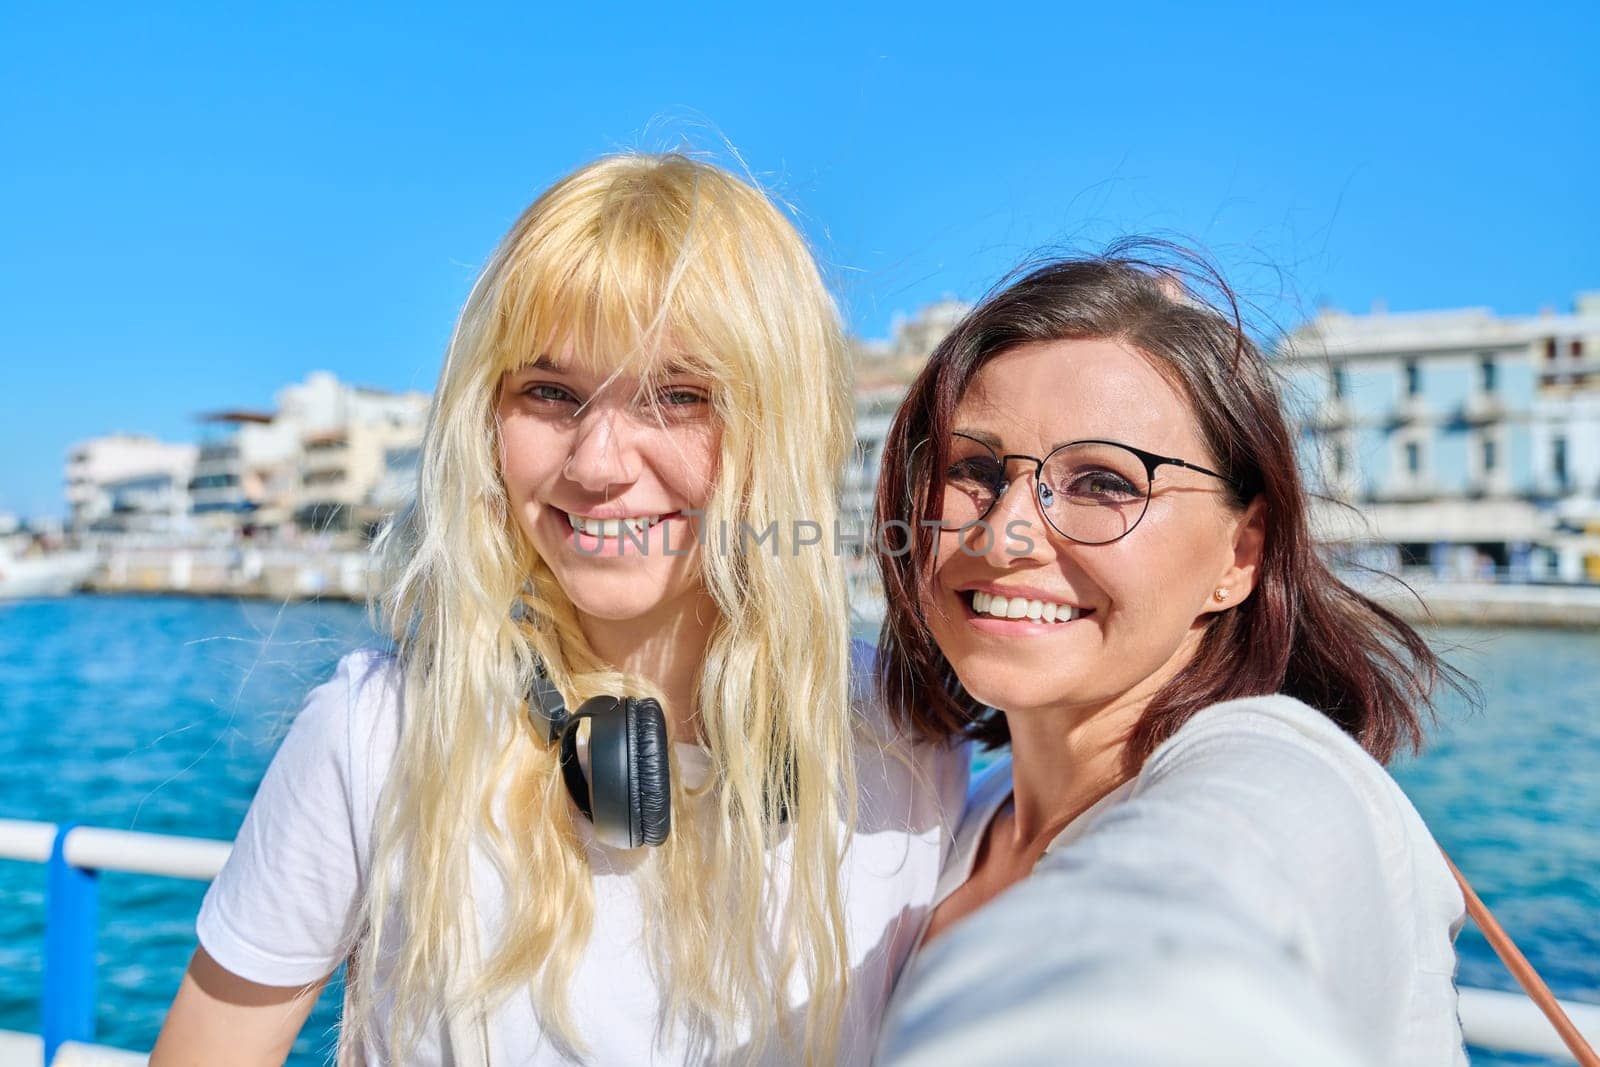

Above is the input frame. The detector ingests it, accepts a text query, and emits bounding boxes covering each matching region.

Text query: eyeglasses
[933,432,1239,546]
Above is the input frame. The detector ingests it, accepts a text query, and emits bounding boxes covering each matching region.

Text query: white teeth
[568,512,664,538]
[969,590,1083,624]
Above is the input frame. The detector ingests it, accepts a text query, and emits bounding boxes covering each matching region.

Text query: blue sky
[2,2,1595,519]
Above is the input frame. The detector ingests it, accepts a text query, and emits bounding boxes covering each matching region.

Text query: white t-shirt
[197,646,968,1065]
[879,695,1466,1067]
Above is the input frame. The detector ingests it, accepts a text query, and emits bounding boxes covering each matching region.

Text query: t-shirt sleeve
[195,650,396,987]
[880,696,1460,1066]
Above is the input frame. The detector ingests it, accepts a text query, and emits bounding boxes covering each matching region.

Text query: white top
[197,646,968,1065]
[879,694,1466,1067]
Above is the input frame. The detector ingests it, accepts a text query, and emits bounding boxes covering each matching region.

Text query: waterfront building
[64,434,197,535]
[845,300,969,525]
[186,372,429,539]
[189,411,301,534]
[283,372,429,535]
[1279,293,1600,581]
[844,301,968,607]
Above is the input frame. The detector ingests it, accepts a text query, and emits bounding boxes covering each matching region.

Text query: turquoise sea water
[0,595,1595,1064]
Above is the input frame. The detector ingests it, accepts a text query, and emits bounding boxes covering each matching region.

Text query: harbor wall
[80,546,1600,627]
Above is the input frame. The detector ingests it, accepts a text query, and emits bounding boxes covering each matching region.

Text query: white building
[189,411,301,533]
[855,298,970,365]
[188,371,429,538]
[1279,293,1600,581]
[282,372,429,534]
[65,434,197,535]
[842,302,970,611]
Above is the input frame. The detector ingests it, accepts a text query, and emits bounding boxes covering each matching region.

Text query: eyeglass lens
[941,435,1151,544]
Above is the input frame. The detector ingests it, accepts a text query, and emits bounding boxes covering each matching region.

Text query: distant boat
[0,542,96,598]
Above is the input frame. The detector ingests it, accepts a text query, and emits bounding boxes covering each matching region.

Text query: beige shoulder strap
[1443,849,1598,1066]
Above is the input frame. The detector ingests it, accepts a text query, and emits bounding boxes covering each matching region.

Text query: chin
[558,575,685,622]
[957,668,1069,717]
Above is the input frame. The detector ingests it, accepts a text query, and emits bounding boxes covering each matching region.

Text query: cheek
[1100,511,1227,624]
[498,419,561,497]
[658,430,719,506]
[921,533,968,619]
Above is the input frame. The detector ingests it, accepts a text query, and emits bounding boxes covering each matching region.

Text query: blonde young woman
[152,154,966,1065]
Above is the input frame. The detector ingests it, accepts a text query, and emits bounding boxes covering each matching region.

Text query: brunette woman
[873,246,1467,1066]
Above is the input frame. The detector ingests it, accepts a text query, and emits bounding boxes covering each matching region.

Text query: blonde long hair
[356,153,857,1061]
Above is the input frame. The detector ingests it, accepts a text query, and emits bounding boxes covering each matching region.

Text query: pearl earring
[1212,587,1230,603]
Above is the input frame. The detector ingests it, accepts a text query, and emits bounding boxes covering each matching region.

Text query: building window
[1405,441,1421,475]
[1479,356,1498,393]
[1545,338,1558,360]
[1334,444,1348,477]
[1574,339,1586,358]
[1332,367,1347,399]
[1482,438,1497,473]
[1404,360,1421,397]
[1553,437,1569,490]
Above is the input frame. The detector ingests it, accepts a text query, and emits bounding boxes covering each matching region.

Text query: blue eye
[660,387,709,407]
[521,383,578,404]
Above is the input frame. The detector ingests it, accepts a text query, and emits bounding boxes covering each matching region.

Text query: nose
[563,404,642,493]
[973,470,1050,567]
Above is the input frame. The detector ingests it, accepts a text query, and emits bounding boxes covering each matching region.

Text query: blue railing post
[43,823,97,1063]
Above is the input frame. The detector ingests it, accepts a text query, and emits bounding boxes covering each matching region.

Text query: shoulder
[1126,694,1462,970]
[196,649,404,986]
[1138,694,1421,847]
[286,649,403,750]
[272,649,404,808]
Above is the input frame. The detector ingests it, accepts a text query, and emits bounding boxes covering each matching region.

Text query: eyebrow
[510,355,709,379]
[504,355,563,378]
[954,426,1134,454]
[952,426,1003,448]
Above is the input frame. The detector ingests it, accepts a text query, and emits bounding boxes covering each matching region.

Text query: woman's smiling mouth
[555,508,689,556]
[960,587,1095,631]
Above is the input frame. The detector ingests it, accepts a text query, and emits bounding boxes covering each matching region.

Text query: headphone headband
[527,658,570,744]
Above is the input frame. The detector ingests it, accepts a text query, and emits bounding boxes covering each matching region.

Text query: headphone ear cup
[626,698,671,847]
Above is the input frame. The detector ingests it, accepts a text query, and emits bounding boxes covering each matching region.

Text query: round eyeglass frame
[932,431,1242,546]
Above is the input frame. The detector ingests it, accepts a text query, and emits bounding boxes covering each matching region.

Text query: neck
[1003,697,1139,850]
[1004,625,1208,850]
[578,590,718,744]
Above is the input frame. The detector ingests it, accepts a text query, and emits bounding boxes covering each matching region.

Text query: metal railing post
[43,823,97,1063]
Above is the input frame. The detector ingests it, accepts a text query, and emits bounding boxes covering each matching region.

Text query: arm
[153,652,395,1063]
[880,698,1453,1066]
[149,947,327,1067]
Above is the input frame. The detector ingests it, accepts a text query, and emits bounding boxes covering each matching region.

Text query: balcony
[1458,393,1506,425]
[1385,395,1430,427]
[302,433,350,476]
[1371,476,1437,504]
[302,468,346,487]
[197,443,240,464]
[187,472,239,493]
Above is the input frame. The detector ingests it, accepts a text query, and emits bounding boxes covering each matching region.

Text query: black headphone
[527,661,672,849]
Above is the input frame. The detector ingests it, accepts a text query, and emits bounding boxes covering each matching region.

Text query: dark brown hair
[874,241,1466,768]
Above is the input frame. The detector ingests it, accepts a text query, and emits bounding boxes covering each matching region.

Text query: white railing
[0,820,230,1066]
[0,818,1596,1063]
